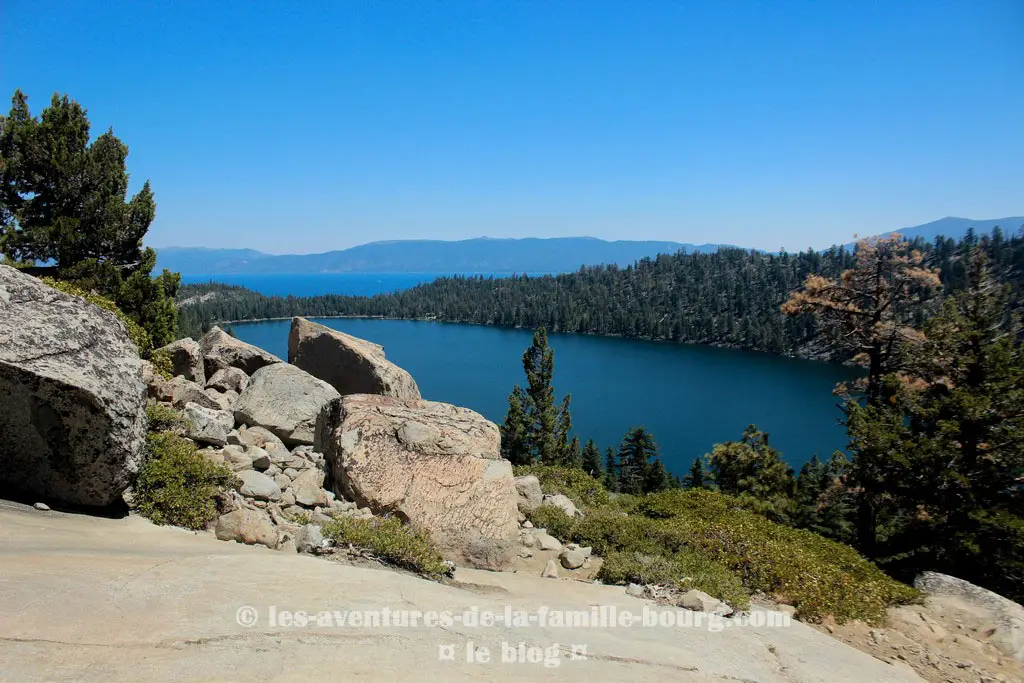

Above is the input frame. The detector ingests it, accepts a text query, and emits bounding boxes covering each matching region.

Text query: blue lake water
[182,272,517,297]
[232,316,856,477]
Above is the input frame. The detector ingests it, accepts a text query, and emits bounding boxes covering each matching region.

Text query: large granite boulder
[154,337,204,384]
[315,394,519,569]
[288,318,421,400]
[234,364,340,446]
[0,265,146,506]
[199,326,281,377]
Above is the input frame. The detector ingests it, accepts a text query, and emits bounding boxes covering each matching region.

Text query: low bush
[42,277,154,355]
[513,464,611,509]
[322,516,449,579]
[145,403,185,433]
[599,550,749,609]
[581,489,920,623]
[527,504,575,539]
[133,431,236,530]
[149,347,174,379]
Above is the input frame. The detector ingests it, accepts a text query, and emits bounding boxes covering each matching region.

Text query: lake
[232,317,857,477]
[181,273,527,297]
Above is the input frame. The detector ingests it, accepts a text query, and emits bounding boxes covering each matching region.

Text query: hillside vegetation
[177,230,1023,357]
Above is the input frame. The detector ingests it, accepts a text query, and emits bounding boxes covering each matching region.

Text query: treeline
[177,230,1024,358]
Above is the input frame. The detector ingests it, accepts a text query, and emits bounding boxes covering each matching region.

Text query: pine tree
[643,457,673,494]
[500,385,532,465]
[565,435,583,469]
[0,90,179,351]
[522,328,560,463]
[616,426,660,495]
[581,439,603,478]
[683,457,708,489]
[783,236,940,554]
[794,452,855,543]
[706,425,796,523]
[603,446,618,491]
[852,252,1024,597]
[554,393,575,466]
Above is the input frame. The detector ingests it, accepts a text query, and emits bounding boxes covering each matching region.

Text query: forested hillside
[178,229,1024,358]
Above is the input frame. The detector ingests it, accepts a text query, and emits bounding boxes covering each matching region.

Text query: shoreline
[209,313,839,364]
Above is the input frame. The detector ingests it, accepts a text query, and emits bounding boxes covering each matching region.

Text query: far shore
[211,314,841,364]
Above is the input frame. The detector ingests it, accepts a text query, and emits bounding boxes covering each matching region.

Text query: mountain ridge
[156,217,1023,275]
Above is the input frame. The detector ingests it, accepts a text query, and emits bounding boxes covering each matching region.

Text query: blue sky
[2,1,1022,253]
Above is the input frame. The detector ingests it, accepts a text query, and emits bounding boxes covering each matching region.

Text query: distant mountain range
[155,237,726,275]
[156,217,1023,275]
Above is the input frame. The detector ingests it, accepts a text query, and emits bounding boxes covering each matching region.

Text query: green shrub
[145,403,185,433]
[321,516,449,579]
[513,464,611,509]
[527,504,575,540]
[42,276,153,356]
[599,550,749,609]
[149,347,174,379]
[288,509,314,525]
[573,489,920,623]
[133,431,236,530]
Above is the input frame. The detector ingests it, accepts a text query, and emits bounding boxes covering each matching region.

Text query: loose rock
[182,402,234,447]
[234,364,340,446]
[155,338,204,384]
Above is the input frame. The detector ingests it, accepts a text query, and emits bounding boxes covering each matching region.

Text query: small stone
[678,589,733,616]
[522,520,533,529]
[296,524,325,553]
[237,470,282,501]
[517,548,534,558]
[248,446,271,470]
[542,559,559,578]
[274,474,292,491]
[534,532,562,552]
[33,502,50,511]
[559,548,586,570]
[626,583,646,599]
[280,490,296,507]
[284,467,299,479]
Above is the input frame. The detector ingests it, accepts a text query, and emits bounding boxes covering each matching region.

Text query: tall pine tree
[500,385,532,465]
[581,439,603,478]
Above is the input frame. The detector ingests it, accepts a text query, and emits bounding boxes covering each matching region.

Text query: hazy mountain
[880,216,1023,243]
[155,237,723,274]
[156,217,1023,275]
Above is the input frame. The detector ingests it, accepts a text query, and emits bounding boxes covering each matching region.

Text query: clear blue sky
[2,1,1022,253]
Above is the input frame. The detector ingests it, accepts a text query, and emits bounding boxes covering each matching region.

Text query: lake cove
[232,318,858,476]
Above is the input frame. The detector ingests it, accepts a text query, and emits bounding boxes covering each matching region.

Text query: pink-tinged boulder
[315,394,519,569]
[288,317,420,400]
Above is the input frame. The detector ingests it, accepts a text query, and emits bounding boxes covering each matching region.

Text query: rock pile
[147,319,521,569]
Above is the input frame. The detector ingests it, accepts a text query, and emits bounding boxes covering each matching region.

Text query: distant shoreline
[213,313,839,364]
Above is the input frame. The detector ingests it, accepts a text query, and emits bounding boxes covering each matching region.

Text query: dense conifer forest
[178,229,1024,358]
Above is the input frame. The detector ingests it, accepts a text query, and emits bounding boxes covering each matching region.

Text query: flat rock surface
[0,500,920,682]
